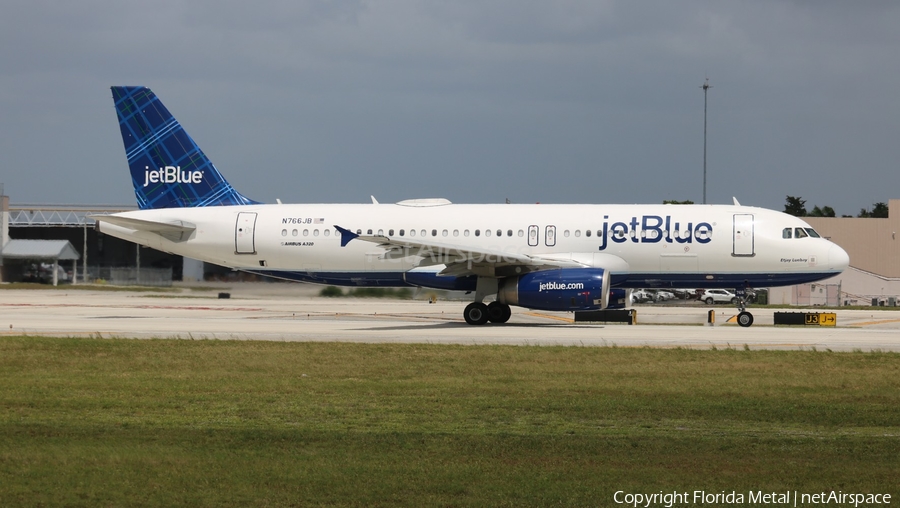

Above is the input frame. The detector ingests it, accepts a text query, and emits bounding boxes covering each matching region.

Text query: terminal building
[0,194,205,286]
[771,199,900,306]
[1,192,898,305]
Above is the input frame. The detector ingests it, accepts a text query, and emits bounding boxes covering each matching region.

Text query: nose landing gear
[735,287,754,327]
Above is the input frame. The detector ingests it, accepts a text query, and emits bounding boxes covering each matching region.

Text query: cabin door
[235,212,258,254]
[732,214,754,256]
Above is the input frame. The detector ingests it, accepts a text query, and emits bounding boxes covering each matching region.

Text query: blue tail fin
[111,86,258,209]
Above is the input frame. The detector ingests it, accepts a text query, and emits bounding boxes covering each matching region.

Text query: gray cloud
[1,0,898,215]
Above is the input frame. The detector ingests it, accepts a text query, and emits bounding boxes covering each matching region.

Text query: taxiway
[2,285,899,351]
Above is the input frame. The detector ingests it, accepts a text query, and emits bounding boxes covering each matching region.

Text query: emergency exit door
[235,212,258,254]
[733,214,754,256]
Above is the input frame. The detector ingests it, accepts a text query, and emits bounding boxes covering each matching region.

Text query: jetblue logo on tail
[143,166,204,187]
[113,86,258,208]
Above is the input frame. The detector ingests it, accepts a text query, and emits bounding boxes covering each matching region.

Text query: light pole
[701,77,712,204]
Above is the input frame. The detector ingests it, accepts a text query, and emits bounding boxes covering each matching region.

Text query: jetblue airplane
[94,86,849,326]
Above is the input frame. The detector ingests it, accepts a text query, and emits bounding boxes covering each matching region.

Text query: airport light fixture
[701,77,712,204]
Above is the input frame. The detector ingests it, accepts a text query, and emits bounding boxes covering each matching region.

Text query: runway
[2,284,899,351]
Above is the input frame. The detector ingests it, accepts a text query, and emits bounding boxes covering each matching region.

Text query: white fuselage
[97,202,849,290]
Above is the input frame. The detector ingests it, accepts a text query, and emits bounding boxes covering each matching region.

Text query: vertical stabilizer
[111,86,257,209]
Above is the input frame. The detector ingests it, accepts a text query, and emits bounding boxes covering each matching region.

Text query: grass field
[1,337,898,506]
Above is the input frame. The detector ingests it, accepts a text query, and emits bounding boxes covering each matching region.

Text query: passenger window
[367,229,373,235]
[453,230,459,237]
[432,229,438,237]
[356,229,362,235]
[324,229,330,237]
[518,230,524,237]
[564,230,570,238]
[443,230,448,237]
[795,228,808,238]
[388,229,394,236]
[281,229,287,237]
[409,229,416,237]
[575,230,581,237]
[464,230,470,237]
[303,229,309,236]
[421,229,426,237]
[377,229,383,235]
[399,229,405,236]
[498,230,503,237]
[475,230,480,237]
[485,229,491,237]
[313,229,320,237]
[783,228,792,239]
[586,230,591,237]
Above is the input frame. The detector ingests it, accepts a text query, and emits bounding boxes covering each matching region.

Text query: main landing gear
[462,276,511,325]
[464,301,512,325]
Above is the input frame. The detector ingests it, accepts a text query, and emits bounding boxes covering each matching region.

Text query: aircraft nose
[829,243,850,272]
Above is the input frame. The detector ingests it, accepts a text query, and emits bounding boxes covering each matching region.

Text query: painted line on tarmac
[0,303,264,312]
[849,318,900,327]
[524,312,575,323]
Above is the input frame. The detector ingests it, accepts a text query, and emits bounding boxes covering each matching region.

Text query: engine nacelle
[606,288,628,309]
[497,268,611,312]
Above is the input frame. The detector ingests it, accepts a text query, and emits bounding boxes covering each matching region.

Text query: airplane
[93,86,850,327]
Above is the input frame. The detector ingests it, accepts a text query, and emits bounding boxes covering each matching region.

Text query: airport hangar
[1,192,898,305]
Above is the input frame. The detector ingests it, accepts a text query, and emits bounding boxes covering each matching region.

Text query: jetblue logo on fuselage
[143,166,203,187]
[598,215,713,251]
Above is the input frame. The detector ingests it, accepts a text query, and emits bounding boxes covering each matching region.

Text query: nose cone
[829,243,850,272]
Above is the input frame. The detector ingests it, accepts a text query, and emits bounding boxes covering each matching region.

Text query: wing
[334,225,589,277]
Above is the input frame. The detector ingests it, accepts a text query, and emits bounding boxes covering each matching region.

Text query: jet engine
[497,268,611,312]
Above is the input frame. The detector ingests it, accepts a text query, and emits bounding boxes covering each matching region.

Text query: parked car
[700,289,738,305]
[648,289,676,302]
[631,289,653,304]
[672,288,699,300]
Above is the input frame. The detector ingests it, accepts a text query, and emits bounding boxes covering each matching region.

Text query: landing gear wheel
[737,311,754,328]
[487,302,512,323]
[464,302,490,325]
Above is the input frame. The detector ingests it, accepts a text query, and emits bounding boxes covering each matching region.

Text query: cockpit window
[784,227,821,239]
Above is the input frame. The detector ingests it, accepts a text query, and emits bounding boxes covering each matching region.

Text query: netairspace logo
[143,166,203,187]
[613,490,892,507]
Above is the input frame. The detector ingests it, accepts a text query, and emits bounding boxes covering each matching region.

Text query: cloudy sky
[1,1,898,215]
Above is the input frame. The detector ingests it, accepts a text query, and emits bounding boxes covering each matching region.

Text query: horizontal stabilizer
[90,215,196,242]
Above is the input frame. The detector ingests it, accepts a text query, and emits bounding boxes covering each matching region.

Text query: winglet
[733,197,741,206]
[334,225,359,247]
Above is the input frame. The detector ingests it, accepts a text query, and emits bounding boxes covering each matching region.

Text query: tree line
[782,196,889,218]
[662,197,889,218]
